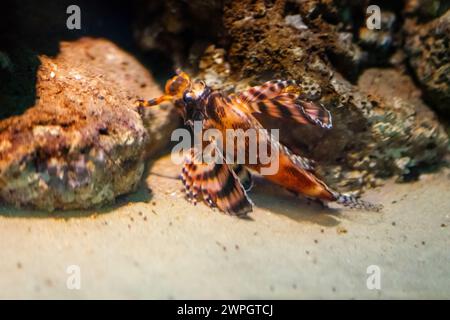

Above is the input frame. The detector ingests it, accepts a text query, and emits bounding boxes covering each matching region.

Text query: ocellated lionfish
[137,70,381,216]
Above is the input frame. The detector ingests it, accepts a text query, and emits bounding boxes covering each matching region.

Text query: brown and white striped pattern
[238,79,297,103]
[180,148,253,216]
[231,164,253,191]
[332,191,383,212]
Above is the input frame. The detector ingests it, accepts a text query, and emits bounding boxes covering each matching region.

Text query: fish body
[201,91,336,202]
[138,71,381,215]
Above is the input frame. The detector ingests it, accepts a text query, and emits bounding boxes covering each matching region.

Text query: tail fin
[333,192,382,212]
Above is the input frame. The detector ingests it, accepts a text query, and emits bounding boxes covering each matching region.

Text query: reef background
[0,0,449,209]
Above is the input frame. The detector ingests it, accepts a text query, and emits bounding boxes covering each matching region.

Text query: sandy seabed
[0,154,449,299]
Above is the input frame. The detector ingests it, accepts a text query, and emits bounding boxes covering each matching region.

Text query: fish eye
[183,91,195,104]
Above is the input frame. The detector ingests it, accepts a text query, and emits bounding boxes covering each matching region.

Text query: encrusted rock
[357,68,448,180]
[0,38,177,210]
[196,0,448,191]
[404,9,450,115]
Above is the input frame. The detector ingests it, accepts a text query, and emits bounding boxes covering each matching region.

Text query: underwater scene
[0,0,449,300]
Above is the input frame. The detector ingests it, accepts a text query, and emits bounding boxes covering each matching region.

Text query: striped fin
[231,164,253,191]
[238,79,297,103]
[332,191,383,212]
[181,148,253,216]
[237,81,332,129]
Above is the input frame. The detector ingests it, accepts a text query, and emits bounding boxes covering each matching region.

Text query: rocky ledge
[0,38,177,210]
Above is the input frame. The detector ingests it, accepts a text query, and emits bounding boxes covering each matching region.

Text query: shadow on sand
[248,176,342,227]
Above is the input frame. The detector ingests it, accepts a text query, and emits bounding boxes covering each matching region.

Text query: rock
[133,0,223,68]
[358,10,396,55]
[0,45,40,120]
[197,0,448,191]
[404,9,450,115]
[0,38,177,210]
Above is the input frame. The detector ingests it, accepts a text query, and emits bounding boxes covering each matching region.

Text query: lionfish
[137,70,381,216]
